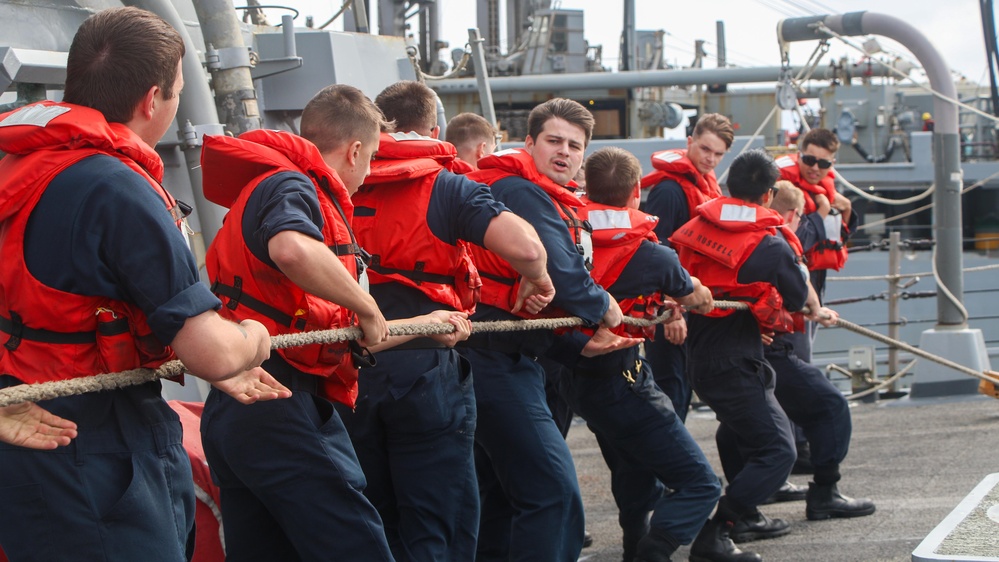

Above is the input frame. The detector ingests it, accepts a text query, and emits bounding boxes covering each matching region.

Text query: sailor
[774,127,857,361]
[569,147,720,562]
[764,182,876,522]
[200,84,470,561]
[640,113,735,421]
[445,111,501,172]
[460,98,628,561]
[0,8,288,561]
[672,149,835,562]
[336,80,554,562]
[775,128,857,474]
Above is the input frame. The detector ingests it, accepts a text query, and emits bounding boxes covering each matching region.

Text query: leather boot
[760,481,807,504]
[729,509,791,543]
[805,482,876,520]
[688,518,762,562]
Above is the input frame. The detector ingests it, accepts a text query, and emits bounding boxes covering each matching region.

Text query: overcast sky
[278,0,992,85]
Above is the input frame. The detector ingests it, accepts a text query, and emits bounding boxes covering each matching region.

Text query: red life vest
[168,401,225,562]
[0,102,180,383]
[203,129,363,407]
[671,197,801,334]
[640,149,722,219]
[466,148,593,316]
[450,157,476,175]
[578,201,666,339]
[776,153,848,271]
[352,132,480,313]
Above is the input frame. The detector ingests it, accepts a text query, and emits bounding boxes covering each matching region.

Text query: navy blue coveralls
[459,174,609,562]
[687,232,808,515]
[557,240,721,552]
[642,178,695,420]
[199,172,394,562]
[0,156,216,561]
[334,170,506,562]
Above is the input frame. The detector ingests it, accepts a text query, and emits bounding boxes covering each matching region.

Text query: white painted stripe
[719,204,757,222]
[0,104,71,128]
[587,208,631,230]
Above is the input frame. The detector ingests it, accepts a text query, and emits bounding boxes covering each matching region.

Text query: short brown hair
[527,98,594,147]
[64,7,185,124]
[374,80,437,134]
[770,180,805,215]
[301,84,388,153]
[446,112,497,148]
[692,113,735,149]
[584,147,642,207]
[800,128,840,153]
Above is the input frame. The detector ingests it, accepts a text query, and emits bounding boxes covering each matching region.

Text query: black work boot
[729,509,791,543]
[634,528,679,562]
[760,481,807,505]
[689,518,762,562]
[805,482,876,520]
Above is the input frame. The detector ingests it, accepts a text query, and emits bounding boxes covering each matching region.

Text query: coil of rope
[2,301,996,407]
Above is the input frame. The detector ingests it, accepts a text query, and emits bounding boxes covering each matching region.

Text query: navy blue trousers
[201,361,393,562]
[0,380,194,562]
[560,354,720,545]
[690,355,796,512]
[645,326,692,422]
[463,348,584,562]
[767,340,851,480]
[335,348,478,562]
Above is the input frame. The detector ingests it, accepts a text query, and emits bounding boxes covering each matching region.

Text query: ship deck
[570,394,999,562]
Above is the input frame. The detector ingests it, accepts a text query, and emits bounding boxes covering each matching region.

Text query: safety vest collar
[775,153,836,214]
[580,200,659,247]
[695,197,785,233]
[376,131,457,162]
[474,147,585,209]
[201,129,352,218]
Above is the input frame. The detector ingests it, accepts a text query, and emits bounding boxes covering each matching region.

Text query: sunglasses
[800,154,833,169]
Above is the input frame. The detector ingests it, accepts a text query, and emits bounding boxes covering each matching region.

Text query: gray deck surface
[570,394,999,562]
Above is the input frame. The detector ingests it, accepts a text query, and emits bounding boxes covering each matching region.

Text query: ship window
[551,31,567,53]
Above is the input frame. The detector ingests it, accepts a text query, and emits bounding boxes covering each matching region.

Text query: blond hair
[771,180,805,214]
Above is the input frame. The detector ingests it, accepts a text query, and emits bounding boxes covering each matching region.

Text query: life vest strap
[479,270,517,286]
[211,277,305,330]
[1,311,97,350]
[368,255,455,286]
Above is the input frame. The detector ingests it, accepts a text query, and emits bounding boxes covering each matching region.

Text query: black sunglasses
[800,154,833,169]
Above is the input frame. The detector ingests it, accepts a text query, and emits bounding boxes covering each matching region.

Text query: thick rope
[0,314,666,407]
[4,303,995,407]
[713,300,999,385]
[842,358,917,401]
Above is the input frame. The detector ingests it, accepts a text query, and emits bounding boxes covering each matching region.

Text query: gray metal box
[255,29,416,111]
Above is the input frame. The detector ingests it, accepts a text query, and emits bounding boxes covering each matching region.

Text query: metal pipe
[352,0,370,33]
[888,231,900,384]
[778,11,964,326]
[192,0,261,137]
[125,0,226,247]
[716,21,726,69]
[468,27,497,127]
[428,64,893,94]
[622,0,636,71]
